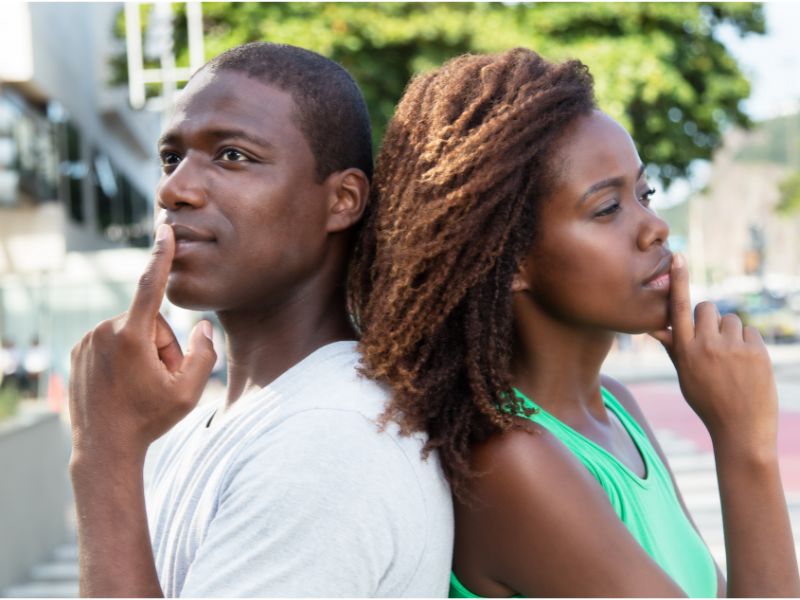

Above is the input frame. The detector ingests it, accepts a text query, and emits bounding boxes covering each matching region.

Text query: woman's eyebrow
[579,164,646,204]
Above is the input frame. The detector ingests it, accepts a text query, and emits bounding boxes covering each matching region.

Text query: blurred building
[689,112,800,293]
[0,3,160,386]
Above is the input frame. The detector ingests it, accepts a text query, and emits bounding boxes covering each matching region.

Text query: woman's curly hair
[349,48,597,500]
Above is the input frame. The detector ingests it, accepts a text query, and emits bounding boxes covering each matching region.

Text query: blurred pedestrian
[21,335,50,398]
[0,337,21,390]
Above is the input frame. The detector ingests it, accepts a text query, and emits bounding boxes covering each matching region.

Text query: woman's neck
[510,297,616,422]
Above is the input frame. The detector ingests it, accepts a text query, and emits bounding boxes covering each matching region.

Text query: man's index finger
[129,224,175,324]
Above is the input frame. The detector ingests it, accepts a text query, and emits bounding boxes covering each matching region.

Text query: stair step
[1,581,79,598]
[29,561,79,582]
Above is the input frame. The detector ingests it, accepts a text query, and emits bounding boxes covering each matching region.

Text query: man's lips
[643,253,673,289]
[170,224,216,244]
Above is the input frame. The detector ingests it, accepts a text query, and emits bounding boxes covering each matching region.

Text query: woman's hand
[650,252,778,455]
[652,252,798,597]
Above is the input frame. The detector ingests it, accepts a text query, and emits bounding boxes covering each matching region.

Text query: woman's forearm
[714,438,799,597]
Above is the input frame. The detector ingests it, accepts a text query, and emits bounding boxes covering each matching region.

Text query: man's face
[155,69,335,313]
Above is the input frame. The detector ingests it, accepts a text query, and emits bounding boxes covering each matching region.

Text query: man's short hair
[204,42,373,182]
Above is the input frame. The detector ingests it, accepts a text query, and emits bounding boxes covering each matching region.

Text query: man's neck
[218,290,355,407]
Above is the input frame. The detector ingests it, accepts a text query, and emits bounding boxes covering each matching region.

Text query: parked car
[738,293,799,343]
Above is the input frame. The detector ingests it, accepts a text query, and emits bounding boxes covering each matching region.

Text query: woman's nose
[637,207,670,251]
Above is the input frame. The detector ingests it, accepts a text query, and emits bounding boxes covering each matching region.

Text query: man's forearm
[71,457,164,598]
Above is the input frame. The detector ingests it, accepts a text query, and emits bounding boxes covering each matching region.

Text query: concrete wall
[0,409,71,589]
[691,128,800,285]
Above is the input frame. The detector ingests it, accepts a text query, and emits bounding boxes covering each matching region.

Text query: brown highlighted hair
[349,48,596,499]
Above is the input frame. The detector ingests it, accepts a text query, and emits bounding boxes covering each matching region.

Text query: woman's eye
[639,187,656,206]
[221,149,248,162]
[594,202,620,218]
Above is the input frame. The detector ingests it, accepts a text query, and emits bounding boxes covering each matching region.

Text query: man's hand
[69,224,217,466]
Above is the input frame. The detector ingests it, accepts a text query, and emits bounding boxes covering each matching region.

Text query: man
[69,43,453,597]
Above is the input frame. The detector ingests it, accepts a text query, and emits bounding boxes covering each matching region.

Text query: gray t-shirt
[144,341,454,597]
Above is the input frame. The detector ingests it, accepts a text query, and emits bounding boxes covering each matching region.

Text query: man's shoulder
[270,339,392,422]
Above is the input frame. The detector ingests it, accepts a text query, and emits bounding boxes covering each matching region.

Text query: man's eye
[221,149,247,162]
[159,152,181,169]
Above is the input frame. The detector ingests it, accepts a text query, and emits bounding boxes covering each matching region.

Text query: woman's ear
[326,168,370,233]
[512,260,532,293]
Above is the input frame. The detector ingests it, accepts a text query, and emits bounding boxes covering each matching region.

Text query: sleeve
[178,409,428,597]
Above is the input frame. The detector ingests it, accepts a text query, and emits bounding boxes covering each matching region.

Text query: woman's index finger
[667,252,694,344]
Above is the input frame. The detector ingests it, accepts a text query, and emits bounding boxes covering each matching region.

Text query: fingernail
[672,252,684,268]
[155,224,170,243]
[201,321,213,340]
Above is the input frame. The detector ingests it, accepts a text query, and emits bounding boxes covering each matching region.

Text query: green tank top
[450,386,717,598]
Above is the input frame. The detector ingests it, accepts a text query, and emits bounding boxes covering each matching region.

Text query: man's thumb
[179,321,217,396]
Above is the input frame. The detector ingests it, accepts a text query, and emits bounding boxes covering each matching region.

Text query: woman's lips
[642,253,673,291]
[644,272,670,290]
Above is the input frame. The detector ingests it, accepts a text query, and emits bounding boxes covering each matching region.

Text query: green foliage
[777,171,800,215]
[0,382,19,420]
[112,2,765,188]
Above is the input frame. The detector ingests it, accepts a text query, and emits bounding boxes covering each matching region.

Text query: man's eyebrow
[157,129,276,151]
[579,163,646,204]
[157,132,179,149]
[207,129,276,151]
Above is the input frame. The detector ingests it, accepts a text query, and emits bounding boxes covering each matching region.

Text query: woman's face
[514,110,672,334]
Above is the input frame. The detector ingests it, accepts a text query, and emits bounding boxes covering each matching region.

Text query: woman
[349,48,799,597]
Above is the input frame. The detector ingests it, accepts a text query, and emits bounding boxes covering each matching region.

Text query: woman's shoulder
[454,401,686,597]
[466,416,605,507]
[600,373,649,422]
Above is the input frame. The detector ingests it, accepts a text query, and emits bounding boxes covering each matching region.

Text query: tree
[777,172,800,215]
[113,2,765,188]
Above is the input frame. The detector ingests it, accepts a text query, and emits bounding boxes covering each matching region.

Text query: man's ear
[512,259,532,293]
[326,168,370,233]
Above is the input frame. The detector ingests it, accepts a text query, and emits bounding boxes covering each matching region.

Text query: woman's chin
[617,314,670,336]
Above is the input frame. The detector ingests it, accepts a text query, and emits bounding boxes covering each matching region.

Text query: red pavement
[628,381,800,494]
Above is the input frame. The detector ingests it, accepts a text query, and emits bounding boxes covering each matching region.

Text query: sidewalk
[603,338,800,384]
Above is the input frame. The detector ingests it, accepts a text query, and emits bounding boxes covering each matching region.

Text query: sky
[656,2,800,208]
[718,2,800,121]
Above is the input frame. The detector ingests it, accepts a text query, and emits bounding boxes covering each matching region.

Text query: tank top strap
[511,386,660,487]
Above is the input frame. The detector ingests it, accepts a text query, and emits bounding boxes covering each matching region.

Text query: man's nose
[156,156,208,211]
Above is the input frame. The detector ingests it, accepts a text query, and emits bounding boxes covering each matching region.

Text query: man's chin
[165,281,217,312]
